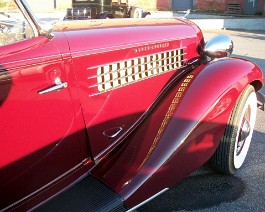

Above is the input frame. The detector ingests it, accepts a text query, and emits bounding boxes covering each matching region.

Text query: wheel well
[250,80,263,91]
[99,12,113,19]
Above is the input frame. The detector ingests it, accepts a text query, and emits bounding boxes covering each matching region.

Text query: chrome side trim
[71,36,194,58]
[93,59,199,162]
[29,173,90,212]
[0,55,63,71]
[38,77,68,95]
[17,0,54,39]
[2,159,89,211]
[88,48,186,96]
[96,49,185,92]
[15,0,39,37]
[127,188,169,212]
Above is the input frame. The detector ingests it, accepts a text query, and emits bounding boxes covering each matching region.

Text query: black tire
[210,85,257,175]
[105,14,113,19]
[99,13,113,19]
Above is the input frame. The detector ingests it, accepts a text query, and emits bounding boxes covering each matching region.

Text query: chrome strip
[127,188,169,212]
[93,60,198,161]
[29,173,90,212]
[71,36,193,58]
[2,159,88,211]
[86,48,187,70]
[0,55,62,71]
[15,0,39,37]
[17,0,54,39]
[88,48,186,96]
[89,61,188,97]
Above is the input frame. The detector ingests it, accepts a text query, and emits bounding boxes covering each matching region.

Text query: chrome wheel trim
[233,92,257,169]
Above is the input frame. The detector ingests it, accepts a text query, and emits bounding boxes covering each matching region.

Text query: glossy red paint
[1,1,264,210]
[91,58,264,207]
[58,18,203,158]
[0,33,87,209]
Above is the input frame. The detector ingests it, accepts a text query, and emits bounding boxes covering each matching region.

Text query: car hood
[52,18,203,54]
[53,18,198,32]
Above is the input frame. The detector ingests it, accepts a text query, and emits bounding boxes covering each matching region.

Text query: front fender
[98,12,113,19]
[91,58,263,208]
[142,11,151,18]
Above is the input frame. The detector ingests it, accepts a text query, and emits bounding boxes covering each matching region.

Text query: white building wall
[26,0,71,12]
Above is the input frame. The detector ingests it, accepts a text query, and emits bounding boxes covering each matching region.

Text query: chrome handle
[38,77,68,95]
[103,127,123,140]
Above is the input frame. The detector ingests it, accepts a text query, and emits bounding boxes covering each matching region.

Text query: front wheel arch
[99,12,114,19]
[210,85,257,174]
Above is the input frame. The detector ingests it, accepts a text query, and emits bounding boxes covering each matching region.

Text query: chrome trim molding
[2,160,88,211]
[15,0,39,37]
[29,173,90,212]
[71,36,194,58]
[89,48,185,95]
[127,188,169,212]
[17,0,54,38]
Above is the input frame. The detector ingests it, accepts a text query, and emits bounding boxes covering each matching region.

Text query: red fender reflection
[91,57,263,208]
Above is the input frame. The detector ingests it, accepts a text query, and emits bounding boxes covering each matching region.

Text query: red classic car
[0,0,264,211]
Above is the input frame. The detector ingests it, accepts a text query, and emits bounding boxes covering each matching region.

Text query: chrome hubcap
[233,91,257,169]
[236,118,251,156]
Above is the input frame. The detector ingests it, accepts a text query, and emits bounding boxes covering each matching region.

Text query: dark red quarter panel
[60,18,202,159]
[91,57,263,208]
[0,33,85,210]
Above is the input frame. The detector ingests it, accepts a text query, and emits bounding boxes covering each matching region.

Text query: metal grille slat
[96,48,185,92]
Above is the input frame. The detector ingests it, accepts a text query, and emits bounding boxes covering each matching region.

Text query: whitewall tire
[210,85,257,174]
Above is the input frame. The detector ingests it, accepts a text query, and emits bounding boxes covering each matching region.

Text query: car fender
[142,11,151,18]
[99,12,114,19]
[91,57,263,208]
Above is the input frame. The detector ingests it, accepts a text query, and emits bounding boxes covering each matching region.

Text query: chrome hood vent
[97,48,185,93]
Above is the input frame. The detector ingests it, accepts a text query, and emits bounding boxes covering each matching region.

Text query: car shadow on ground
[138,128,265,212]
[138,167,246,212]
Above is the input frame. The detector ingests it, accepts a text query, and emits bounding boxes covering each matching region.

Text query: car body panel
[0,0,264,210]
[57,18,203,158]
[91,58,264,207]
[0,33,85,209]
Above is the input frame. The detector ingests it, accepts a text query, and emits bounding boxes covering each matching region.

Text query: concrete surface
[148,11,265,31]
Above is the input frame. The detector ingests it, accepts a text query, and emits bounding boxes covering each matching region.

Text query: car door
[0,2,83,209]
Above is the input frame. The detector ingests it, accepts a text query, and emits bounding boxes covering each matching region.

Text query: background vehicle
[64,0,150,20]
[0,0,264,211]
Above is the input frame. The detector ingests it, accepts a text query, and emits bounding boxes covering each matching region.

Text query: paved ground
[138,30,265,212]
[148,12,265,30]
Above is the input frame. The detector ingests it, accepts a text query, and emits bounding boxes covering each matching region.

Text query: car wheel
[130,7,143,18]
[106,14,113,19]
[210,85,257,174]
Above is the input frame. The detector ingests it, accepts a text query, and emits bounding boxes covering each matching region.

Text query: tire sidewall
[228,85,257,173]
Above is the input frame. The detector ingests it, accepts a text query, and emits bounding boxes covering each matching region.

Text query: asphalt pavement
[138,29,265,212]
[148,11,265,31]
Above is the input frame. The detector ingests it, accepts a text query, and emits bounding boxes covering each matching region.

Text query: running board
[36,175,126,211]
[257,91,265,111]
